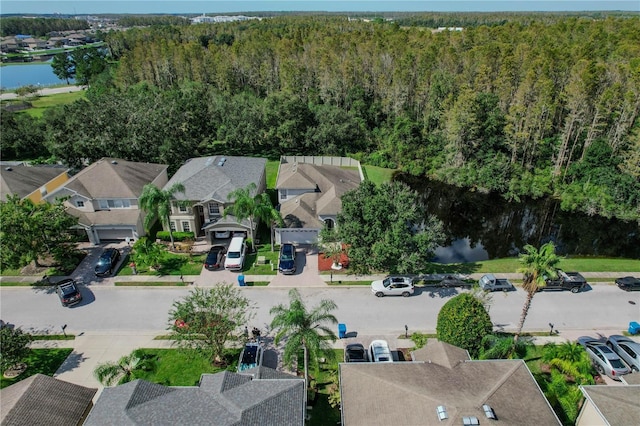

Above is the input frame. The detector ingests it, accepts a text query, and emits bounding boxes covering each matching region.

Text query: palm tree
[226,183,282,249]
[514,242,561,342]
[93,350,155,386]
[139,183,186,249]
[270,288,338,388]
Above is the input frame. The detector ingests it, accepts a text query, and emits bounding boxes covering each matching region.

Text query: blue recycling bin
[629,321,640,335]
[238,275,245,287]
[338,323,346,339]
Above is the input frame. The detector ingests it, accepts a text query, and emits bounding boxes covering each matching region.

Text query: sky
[1,1,638,15]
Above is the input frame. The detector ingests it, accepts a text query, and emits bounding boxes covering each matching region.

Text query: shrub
[156,231,194,242]
[436,293,492,357]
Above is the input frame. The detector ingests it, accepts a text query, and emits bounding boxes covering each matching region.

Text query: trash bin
[629,321,640,335]
[238,275,245,287]
[338,323,346,339]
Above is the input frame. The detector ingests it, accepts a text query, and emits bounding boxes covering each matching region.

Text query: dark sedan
[615,276,640,291]
[278,243,297,274]
[94,248,120,277]
[204,245,226,270]
[345,343,367,362]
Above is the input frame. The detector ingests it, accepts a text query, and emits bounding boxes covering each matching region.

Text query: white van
[224,236,246,271]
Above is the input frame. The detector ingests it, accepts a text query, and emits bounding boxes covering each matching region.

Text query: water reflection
[396,174,640,262]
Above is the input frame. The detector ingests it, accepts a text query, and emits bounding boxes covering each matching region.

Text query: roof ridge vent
[5,167,12,171]
[111,160,118,165]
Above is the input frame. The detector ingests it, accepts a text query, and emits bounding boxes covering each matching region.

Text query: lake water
[396,174,640,263]
[0,62,73,90]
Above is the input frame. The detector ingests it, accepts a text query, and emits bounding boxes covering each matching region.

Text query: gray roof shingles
[0,164,68,200]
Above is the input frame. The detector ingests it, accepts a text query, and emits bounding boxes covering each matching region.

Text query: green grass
[245,281,270,286]
[266,160,280,189]
[362,165,396,185]
[118,253,206,276]
[19,91,86,118]
[244,245,279,274]
[32,334,75,340]
[0,282,29,286]
[307,349,343,426]
[0,348,73,389]
[133,348,241,386]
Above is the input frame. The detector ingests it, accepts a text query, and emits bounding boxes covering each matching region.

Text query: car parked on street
[371,276,414,297]
[56,279,82,307]
[368,340,393,363]
[204,245,226,270]
[278,243,297,274]
[615,276,640,291]
[543,270,587,293]
[438,275,472,288]
[345,343,367,362]
[606,335,640,372]
[577,336,630,380]
[94,248,120,277]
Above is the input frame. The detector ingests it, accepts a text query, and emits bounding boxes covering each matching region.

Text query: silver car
[607,335,640,372]
[578,336,630,380]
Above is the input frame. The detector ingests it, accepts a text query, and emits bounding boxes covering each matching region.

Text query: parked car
[615,276,640,291]
[345,343,367,362]
[438,275,472,288]
[214,230,231,239]
[577,336,630,380]
[204,245,226,270]
[371,276,414,297]
[543,270,587,293]
[607,335,640,372]
[94,248,120,277]
[56,279,82,307]
[278,243,297,274]
[478,274,514,292]
[368,340,393,363]
[237,342,264,372]
[224,236,246,271]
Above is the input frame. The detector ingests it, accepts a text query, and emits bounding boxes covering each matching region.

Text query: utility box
[338,323,346,339]
[238,275,245,287]
[629,321,640,335]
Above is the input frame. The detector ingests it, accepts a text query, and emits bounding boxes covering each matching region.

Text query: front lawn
[307,349,343,426]
[118,253,206,276]
[0,348,73,389]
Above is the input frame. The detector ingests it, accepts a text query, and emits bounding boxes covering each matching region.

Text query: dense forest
[0,17,89,37]
[2,14,639,221]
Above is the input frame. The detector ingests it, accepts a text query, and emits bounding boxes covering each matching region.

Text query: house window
[208,203,220,216]
[178,203,188,213]
[280,189,287,199]
[76,200,85,208]
[98,199,131,209]
[182,221,191,232]
[170,221,177,232]
[324,219,335,230]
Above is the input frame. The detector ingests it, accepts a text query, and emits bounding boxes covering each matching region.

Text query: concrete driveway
[70,242,131,286]
[268,245,325,287]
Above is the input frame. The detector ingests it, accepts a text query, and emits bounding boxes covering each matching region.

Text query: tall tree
[270,288,338,388]
[226,183,281,247]
[0,195,79,269]
[139,183,185,249]
[514,242,561,342]
[51,53,74,84]
[169,285,254,365]
[0,326,32,373]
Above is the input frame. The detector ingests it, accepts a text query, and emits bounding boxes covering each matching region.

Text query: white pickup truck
[479,274,514,292]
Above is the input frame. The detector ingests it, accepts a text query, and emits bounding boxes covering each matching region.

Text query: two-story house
[274,156,363,245]
[1,162,70,203]
[163,156,267,243]
[43,158,168,244]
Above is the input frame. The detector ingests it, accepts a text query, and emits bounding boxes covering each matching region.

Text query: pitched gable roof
[60,158,167,199]
[340,360,560,426]
[0,164,68,200]
[579,385,640,426]
[411,339,470,368]
[165,156,266,203]
[85,368,304,426]
[0,374,97,426]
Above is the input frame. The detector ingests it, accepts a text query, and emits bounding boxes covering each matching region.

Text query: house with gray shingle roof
[339,340,560,426]
[163,156,267,243]
[43,158,168,244]
[84,369,304,426]
[0,373,97,426]
[274,156,363,245]
[576,384,640,426]
[1,163,70,204]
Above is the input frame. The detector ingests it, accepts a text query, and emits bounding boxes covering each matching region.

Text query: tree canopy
[436,293,493,357]
[0,326,32,372]
[337,180,444,274]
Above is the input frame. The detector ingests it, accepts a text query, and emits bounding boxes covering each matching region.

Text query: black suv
[94,248,120,277]
[278,243,297,274]
[56,279,82,307]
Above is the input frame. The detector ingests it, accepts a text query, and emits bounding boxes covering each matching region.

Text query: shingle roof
[579,385,640,426]
[164,156,266,203]
[56,158,167,199]
[84,368,304,426]
[0,373,97,426]
[411,339,470,368]
[0,164,68,200]
[339,360,560,426]
[276,163,360,228]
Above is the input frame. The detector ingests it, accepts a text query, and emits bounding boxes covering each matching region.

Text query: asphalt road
[1,284,638,336]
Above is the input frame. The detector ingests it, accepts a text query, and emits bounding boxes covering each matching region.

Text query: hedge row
[156,231,195,242]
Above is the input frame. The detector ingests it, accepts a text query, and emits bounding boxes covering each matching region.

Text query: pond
[396,174,640,263]
[0,61,72,90]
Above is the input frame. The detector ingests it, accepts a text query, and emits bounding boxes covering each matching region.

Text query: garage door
[96,228,134,242]
[279,229,319,244]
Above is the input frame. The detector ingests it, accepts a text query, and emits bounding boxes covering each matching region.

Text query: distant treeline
[0,18,89,37]
[2,14,639,221]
